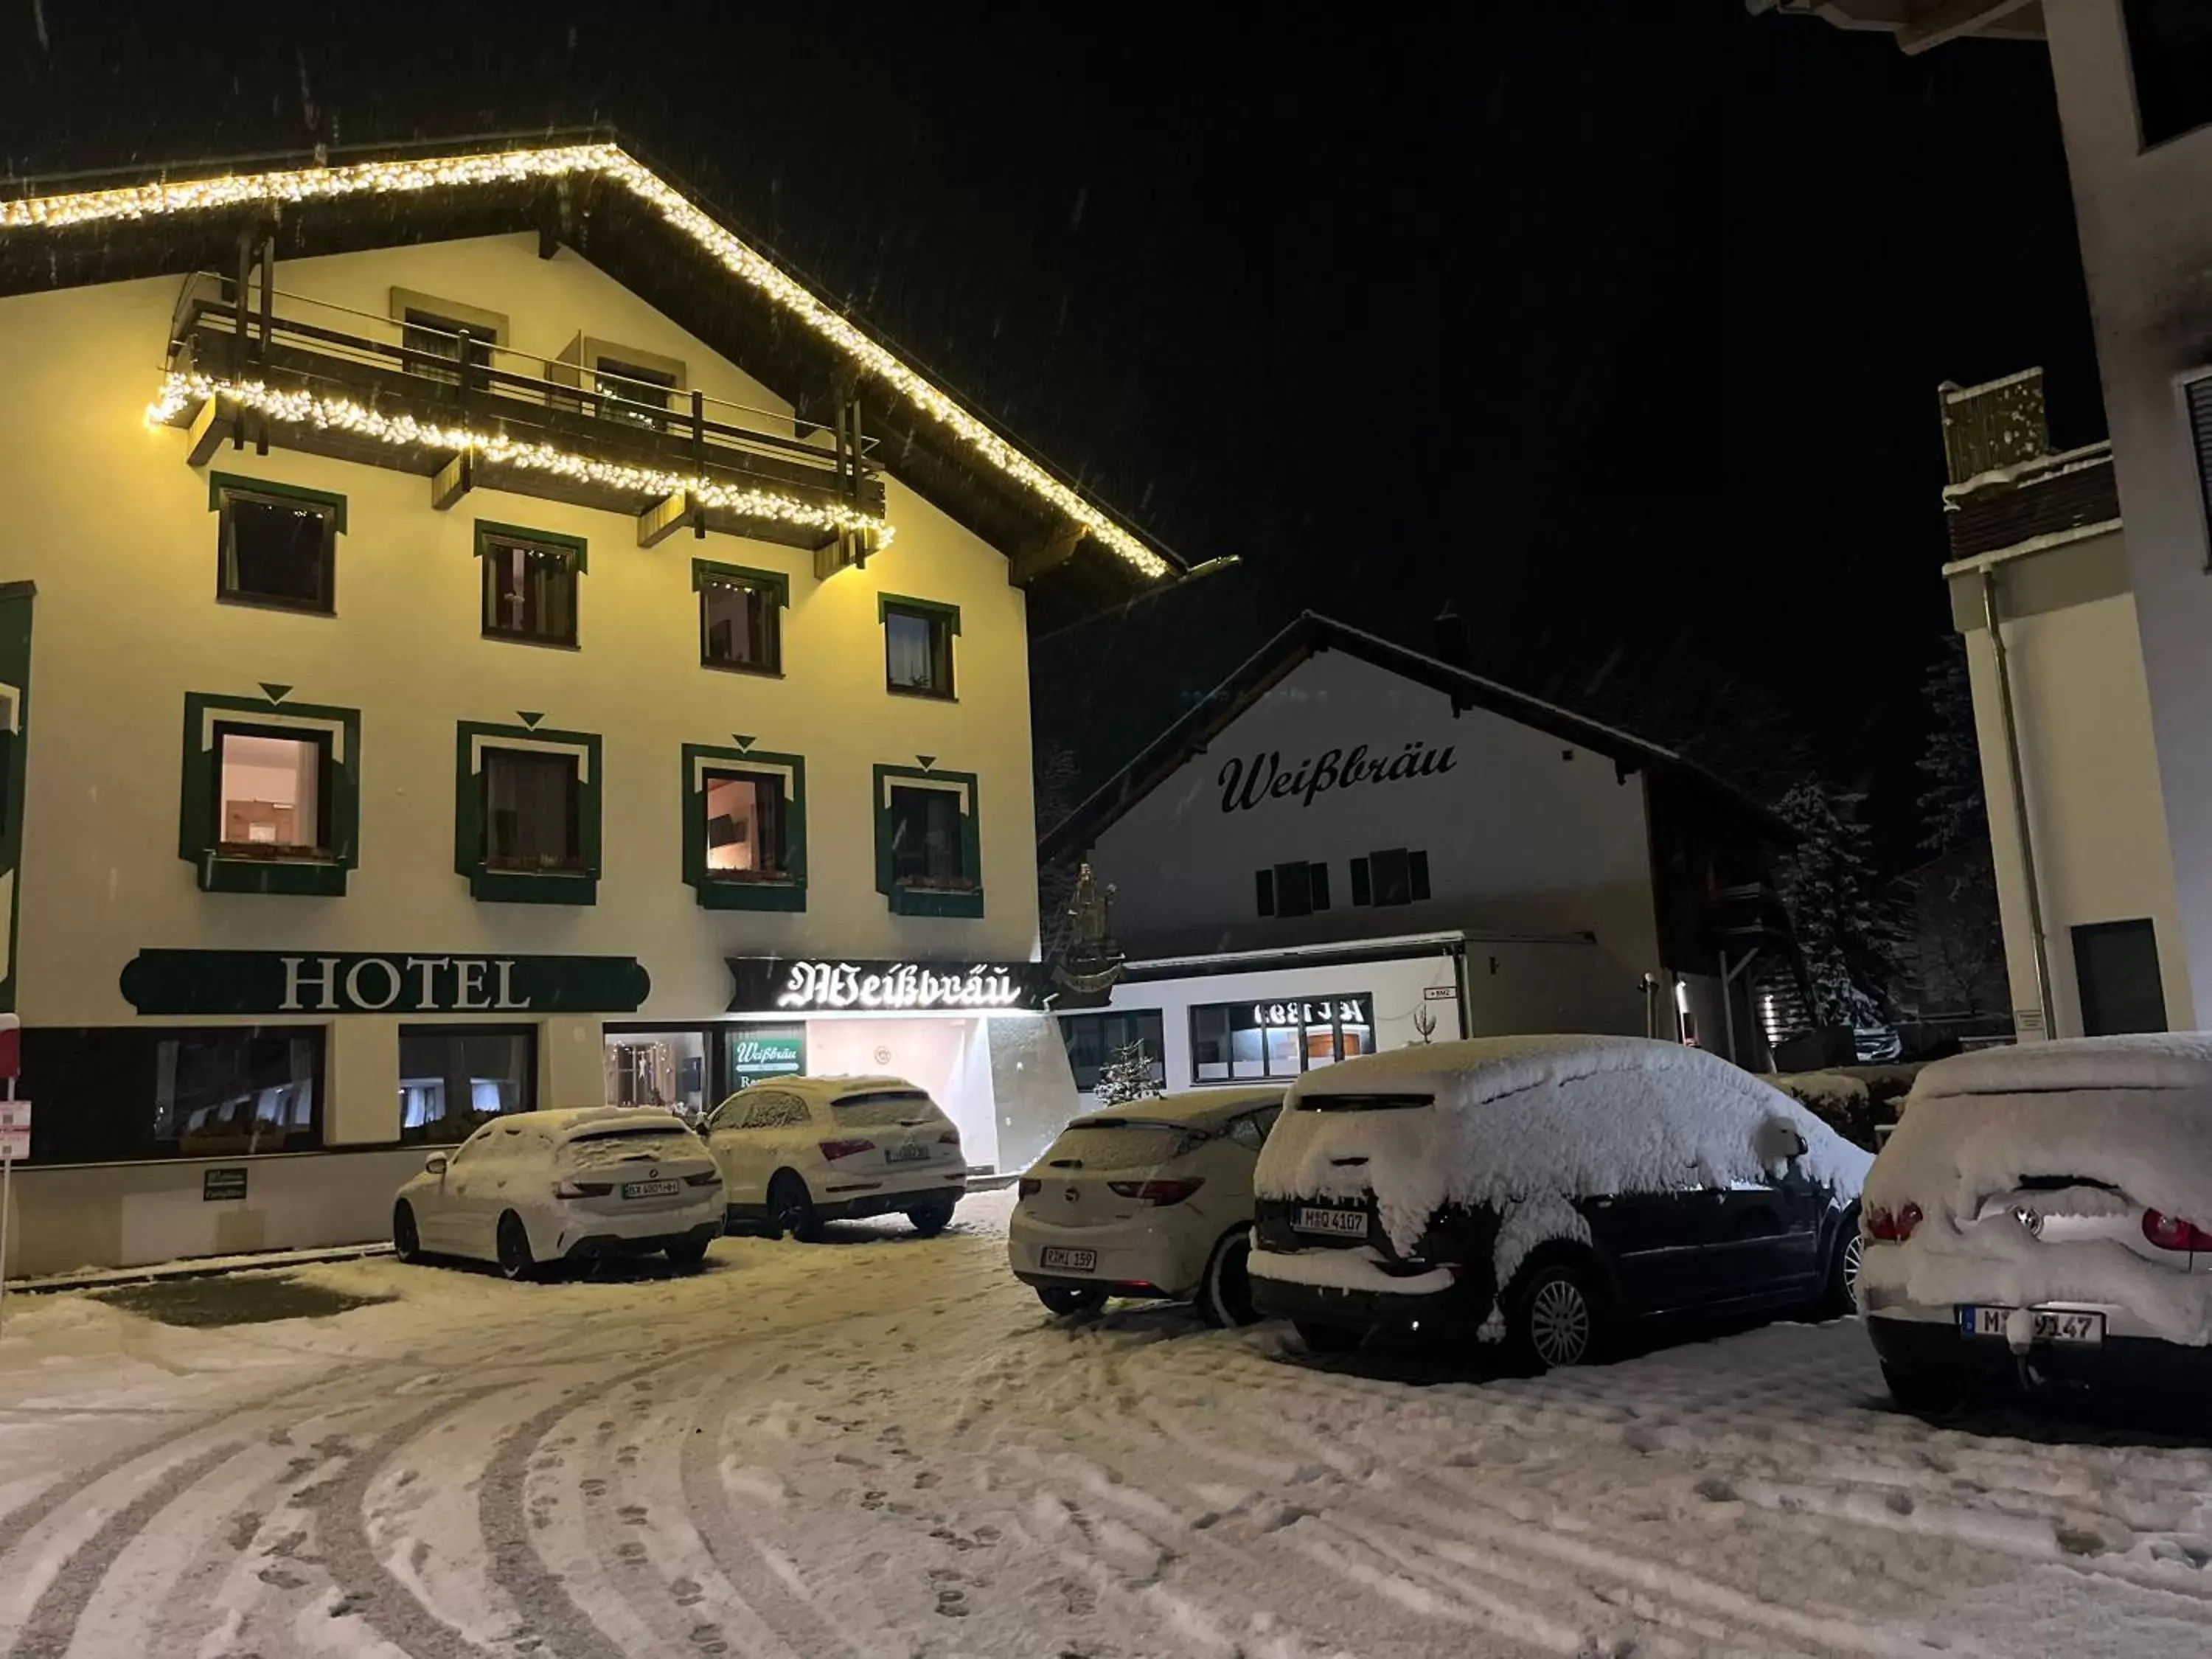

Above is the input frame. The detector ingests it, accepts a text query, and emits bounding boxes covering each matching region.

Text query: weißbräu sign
[726,956,1049,1014]
[1217,740,1455,813]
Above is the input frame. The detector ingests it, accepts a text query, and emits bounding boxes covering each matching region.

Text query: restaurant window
[399,1024,536,1145]
[2124,0,2212,148]
[18,1025,324,1165]
[604,1027,709,1119]
[1190,995,1374,1084]
[479,524,582,647]
[215,726,329,858]
[1256,861,1329,918]
[1057,1009,1166,1093]
[483,748,582,874]
[696,561,785,674]
[1351,847,1431,907]
[214,478,342,613]
[881,596,958,698]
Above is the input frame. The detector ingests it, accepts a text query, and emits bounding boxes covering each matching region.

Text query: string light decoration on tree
[1093,1040,1161,1107]
[6,142,1172,581]
[145,373,890,546]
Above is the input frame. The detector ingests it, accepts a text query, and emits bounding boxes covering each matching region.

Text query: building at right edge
[1760,0,2212,1034]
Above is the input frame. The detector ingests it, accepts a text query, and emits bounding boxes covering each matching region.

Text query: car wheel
[1196,1231,1258,1328]
[1293,1319,1365,1355]
[392,1201,421,1265]
[665,1237,710,1268]
[495,1211,540,1282]
[768,1173,821,1242]
[905,1194,958,1237]
[1881,1360,1964,1417]
[1823,1222,1864,1316]
[1037,1284,1107,1317]
[1509,1261,1605,1370]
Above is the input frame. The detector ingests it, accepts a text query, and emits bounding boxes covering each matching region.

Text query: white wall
[0,235,1041,1150]
[1956,548,2191,1035]
[1086,650,1661,1033]
[2042,4,2212,1027]
[801,1014,1001,1169]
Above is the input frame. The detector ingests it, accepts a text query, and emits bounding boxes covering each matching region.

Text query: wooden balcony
[159,272,886,560]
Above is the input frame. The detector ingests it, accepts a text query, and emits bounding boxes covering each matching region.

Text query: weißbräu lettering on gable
[1217,740,1456,813]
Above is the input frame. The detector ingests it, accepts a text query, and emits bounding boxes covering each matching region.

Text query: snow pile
[1863,1035,2212,1345]
[1254,1037,1870,1259]
[1246,1244,1455,1295]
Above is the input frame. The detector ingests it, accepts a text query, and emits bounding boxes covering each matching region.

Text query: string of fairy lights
[147,371,891,545]
[4,142,1172,580]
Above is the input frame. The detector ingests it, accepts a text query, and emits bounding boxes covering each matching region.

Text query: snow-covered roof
[536,1107,694,1136]
[1909,1034,2212,1102]
[1294,1034,1763,1110]
[758,1074,931,1102]
[1075,1085,1285,1126]
[1040,611,1792,862]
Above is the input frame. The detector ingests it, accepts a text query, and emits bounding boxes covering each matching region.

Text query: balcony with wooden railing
[155,270,887,566]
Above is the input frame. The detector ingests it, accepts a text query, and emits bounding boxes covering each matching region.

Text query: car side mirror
[424,1152,449,1176]
[1757,1118,1809,1167]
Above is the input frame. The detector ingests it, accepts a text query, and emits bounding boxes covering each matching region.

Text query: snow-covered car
[1249,1037,1871,1366]
[1860,1035,2212,1411]
[1008,1086,1287,1325]
[392,1107,724,1280]
[704,1074,966,1240]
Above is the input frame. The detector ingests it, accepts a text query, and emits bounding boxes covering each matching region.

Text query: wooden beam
[637,488,697,549]
[1899,0,2037,52]
[431,451,473,512]
[184,394,230,467]
[1009,521,1085,588]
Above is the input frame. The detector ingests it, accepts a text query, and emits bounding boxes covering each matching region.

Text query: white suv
[703,1075,967,1240]
[1862,1034,2212,1411]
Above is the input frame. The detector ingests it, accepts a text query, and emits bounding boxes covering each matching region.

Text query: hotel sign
[119,950,651,1016]
[727,956,1049,1015]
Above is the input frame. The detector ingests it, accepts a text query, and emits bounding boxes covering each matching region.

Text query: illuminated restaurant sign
[1252,995,1373,1028]
[726,956,1050,1015]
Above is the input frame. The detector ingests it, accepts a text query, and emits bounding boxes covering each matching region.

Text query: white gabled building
[1036,614,1806,1140]
[0,133,1175,1275]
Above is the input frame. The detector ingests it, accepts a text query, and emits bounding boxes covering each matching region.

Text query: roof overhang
[1747,0,2045,52]
[0,131,1186,632]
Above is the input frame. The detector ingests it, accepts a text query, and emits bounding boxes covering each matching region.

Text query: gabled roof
[0,128,1185,631]
[1040,612,1793,860]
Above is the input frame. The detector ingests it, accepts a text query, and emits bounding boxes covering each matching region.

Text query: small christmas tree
[1775,777,1895,1032]
[1094,1039,1160,1105]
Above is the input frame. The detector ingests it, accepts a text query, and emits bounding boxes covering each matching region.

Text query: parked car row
[392,1074,968,1279]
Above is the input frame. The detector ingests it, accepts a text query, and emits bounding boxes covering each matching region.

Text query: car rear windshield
[563,1127,700,1164]
[1295,1092,1435,1113]
[1042,1120,1200,1169]
[830,1091,941,1128]
[568,1123,692,1144]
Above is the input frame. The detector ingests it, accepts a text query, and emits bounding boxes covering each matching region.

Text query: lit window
[888,785,967,886]
[398,1025,535,1145]
[481,533,578,646]
[219,490,335,612]
[703,770,786,877]
[1190,995,1374,1083]
[215,727,328,856]
[884,604,954,698]
[482,748,582,872]
[594,356,675,430]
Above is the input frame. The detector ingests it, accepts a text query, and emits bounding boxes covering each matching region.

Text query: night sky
[1,1,2099,869]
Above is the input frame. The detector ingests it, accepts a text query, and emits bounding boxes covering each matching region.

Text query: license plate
[1294,1206,1369,1238]
[1958,1305,2105,1346]
[1040,1247,1096,1272]
[621,1179,681,1199]
[886,1141,931,1164]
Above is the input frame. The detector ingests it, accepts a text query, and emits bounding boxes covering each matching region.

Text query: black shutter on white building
[2190,375,2212,565]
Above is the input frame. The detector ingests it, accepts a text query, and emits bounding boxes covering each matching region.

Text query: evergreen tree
[1897,641,2006,1015]
[1775,778,1893,1031]
[1094,1040,1161,1106]
[1917,641,1987,857]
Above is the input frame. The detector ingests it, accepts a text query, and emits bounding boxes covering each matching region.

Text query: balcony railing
[156,271,886,555]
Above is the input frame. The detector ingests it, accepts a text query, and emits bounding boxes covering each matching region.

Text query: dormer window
[554,335,688,434]
[389,289,507,386]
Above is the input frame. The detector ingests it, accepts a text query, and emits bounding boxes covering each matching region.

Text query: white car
[1861,1034,2212,1412]
[703,1074,967,1240]
[392,1107,724,1280]
[1009,1087,1286,1325]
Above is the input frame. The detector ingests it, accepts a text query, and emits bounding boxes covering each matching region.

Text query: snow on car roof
[535,1107,693,1137]
[1074,1086,1284,1127]
[1290,1034,1756,1110]
[1909,1034,2212,1102]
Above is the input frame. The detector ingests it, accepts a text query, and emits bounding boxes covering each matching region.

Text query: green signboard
[726,1025,805,1089]
[119,950,651,1017]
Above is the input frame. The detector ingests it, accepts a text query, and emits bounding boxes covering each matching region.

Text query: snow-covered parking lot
[3,1190,2211,1658]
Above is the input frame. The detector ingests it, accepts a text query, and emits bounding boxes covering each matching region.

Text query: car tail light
[1017,1178,1042,1197]
[818,1138,875,1161]
[939,1130,961,1145]
[2142,1209,2212,1251]
[1107,1178,1205,1206]
[683,1170,721,1187]
[554,1179,613,1200]
[1866,1202,1922,1242]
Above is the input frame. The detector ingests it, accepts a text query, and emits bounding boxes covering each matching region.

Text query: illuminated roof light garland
[11,142,1168,580]
[148,372,893,547]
